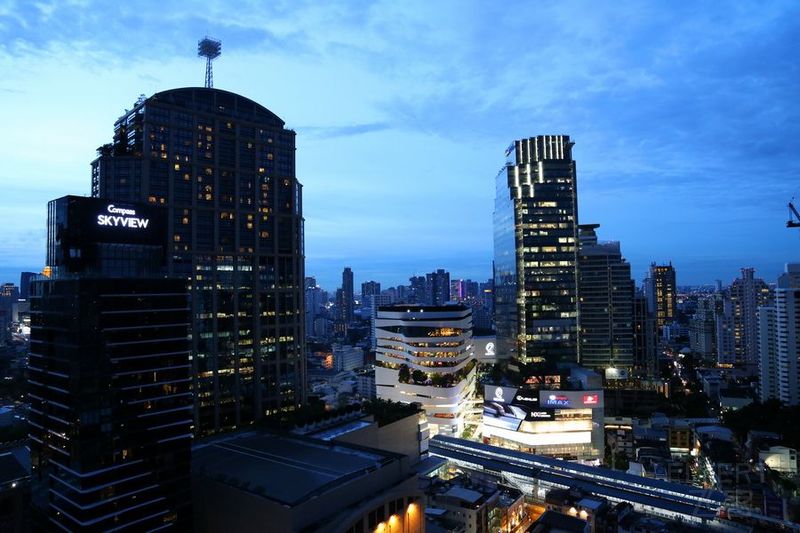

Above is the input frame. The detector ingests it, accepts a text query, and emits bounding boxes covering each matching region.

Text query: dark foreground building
[91,87,305,436]
[30,196,191,530]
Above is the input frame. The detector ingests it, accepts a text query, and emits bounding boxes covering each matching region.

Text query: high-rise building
[648,263,676,331]
[633,290,657,377]
[361,280,381,302]
[341,267,354,324]
[304,282,325,340]
[426,269,451,306]
[494,135,579,364]
[30,196,191,530]
[576,224,634,373]
[715,292,736,365]
[729,268,772,370]
[409,276,426,304]
[758,305,778,402]
[689,297,718,360]
[91,87,305,435]
[757,265,800,404]
[374,304,476,436]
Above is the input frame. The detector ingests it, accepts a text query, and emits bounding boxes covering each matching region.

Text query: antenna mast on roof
[197,36,222,88]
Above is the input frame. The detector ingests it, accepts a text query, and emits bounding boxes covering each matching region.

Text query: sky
[0,1,798,291]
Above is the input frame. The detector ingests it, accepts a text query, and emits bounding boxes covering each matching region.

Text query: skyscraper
[648,263,676,331]
[576,224,634,373]
[91,88,305,435]
[729,268,772,370]
[426,268,451,306]
[633,290,657,377]
[494,135,579,364]
[409,276,426,304]
[341,267,354,324]
[30,196,191,530]
[758,265,800,404]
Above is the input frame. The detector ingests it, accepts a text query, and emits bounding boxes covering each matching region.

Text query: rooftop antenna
[197,36,221,88]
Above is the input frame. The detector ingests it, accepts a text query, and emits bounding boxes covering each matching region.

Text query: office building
[374,304,476,436]
[758,264,800,405]
[716,292,736,365]
[494,135,579,364]
[426,268,451,306]
[576,224,634,373]
[30,196,191,530]
[729,268,771,370]
[91,87,305,435]
[648,263,676,331]
[341,267,354,324]
[304,281,325,339]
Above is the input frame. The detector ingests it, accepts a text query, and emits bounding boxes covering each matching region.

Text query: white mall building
[375,304,476,436]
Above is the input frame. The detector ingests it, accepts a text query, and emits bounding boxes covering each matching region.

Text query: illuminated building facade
[482,384,604,461]
[374,305,476,436]
[30,196,191,530]
[494,135,579,364]
[648,263,676,331]
[91,87,305,435]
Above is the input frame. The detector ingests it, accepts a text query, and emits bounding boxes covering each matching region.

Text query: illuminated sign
[526,409,555,421]
[494,387,505,401]
[97,205,150,229]
[485,342,495,357]
[543,394,571,407]
[583,394,599,405]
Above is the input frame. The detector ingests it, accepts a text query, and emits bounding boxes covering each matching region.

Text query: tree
[398,364,410,383]
[412,370,427,384]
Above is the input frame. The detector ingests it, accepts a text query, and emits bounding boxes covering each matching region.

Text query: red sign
[583,394,599,405]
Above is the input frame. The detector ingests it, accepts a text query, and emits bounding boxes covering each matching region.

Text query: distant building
[633,290,657,378]
[361,280,381,302]
[426,269,451,306]
[409,276,426,304]
[577,224,634,373]
[758,264,800,405]
[334,345,364,372]
[375,305,476,436]
[729,268,772,370]
[425,475,525,533]
[18,272,35,301]
[648,263,676,331]
[689,297,718,360]
[341,267,355,324]
[494,135,579,364]
[759,446,797,475]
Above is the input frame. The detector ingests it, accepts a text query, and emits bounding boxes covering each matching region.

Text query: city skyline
[1,1,799,290]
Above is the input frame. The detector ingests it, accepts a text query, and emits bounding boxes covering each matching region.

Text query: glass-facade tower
[91,88,305,436]
[494,135,579,364]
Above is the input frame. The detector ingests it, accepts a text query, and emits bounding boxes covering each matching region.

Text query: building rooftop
[528,510,588,533]
[0,451,28,484]
[193,431,404,506]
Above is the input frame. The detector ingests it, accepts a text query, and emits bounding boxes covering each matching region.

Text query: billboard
[483,385,556,431]
[539,390,604,409]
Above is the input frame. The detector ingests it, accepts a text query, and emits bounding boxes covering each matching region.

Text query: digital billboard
[539,390,604,409]
[483,385,556,431]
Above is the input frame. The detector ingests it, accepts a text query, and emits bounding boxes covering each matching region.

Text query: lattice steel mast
[197,37,221,88]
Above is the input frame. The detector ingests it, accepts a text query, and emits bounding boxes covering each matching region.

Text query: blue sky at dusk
[0,1,798,291]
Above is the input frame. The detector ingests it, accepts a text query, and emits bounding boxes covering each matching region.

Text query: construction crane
[788,201,800,228]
